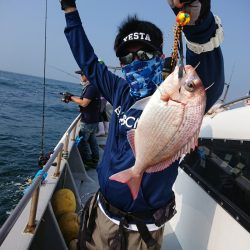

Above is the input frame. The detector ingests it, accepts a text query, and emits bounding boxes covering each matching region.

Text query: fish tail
[109,168,142,200]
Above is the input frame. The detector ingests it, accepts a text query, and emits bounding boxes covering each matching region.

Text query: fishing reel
[38,151,54,169]
[60,92,74,103]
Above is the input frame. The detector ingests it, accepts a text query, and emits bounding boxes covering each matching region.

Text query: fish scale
[135,102,182,163]
[166,103,204,157]
[144,104,185,170]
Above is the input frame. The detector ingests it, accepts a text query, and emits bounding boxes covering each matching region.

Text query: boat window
[180,138,250,232]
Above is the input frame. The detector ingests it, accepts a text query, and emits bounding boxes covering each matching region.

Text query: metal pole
[24,186,40,233]
[63,133,69,159]
[72,124,77,141]
[54,148,63,177]
[221,95,250,109]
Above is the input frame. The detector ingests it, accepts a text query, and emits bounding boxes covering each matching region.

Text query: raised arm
[59,0,124,105]
[168,0,225,111]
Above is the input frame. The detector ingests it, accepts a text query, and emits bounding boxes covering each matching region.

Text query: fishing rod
[38,0,50,168]
[49,63,121,77]
[220,62,236,103]
[48,64,79,80]
[40,0,47,157]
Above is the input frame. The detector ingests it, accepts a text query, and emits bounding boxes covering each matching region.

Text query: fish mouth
[169,97,186,106]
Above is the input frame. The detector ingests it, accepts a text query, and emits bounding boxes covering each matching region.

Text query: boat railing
[221,94,250,108]
[54,114,81,175]
[0,114,81,246]
[59,114,80,160]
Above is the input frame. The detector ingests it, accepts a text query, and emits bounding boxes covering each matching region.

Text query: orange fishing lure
[171,11,191,67]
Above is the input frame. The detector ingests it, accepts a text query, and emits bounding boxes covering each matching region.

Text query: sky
[0,0,249,102]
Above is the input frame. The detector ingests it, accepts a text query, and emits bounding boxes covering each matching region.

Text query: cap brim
[116,40,161,57]
[75,70,83,75]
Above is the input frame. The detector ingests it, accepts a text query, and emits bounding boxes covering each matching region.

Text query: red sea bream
[109,65,207,199]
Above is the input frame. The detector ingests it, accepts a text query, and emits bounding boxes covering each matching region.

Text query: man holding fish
[59,0,224,249]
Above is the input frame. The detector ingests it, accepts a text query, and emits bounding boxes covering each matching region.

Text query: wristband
[185,16,224,54]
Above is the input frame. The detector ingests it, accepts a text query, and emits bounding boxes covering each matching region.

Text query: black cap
[114,15,163,57]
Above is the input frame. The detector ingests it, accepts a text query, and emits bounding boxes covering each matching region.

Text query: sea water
[0,70,81,225]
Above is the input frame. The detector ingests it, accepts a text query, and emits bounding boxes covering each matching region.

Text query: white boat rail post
[53,148,63,177]
[63,133,70,160]
[24,185,40,233]
[62,114,81,160]
[71,119,78,141]
[0,143,63,245]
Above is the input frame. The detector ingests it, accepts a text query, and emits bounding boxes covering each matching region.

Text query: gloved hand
[60,92,74,103]
[60,0,76,10]
[167,0,211,25]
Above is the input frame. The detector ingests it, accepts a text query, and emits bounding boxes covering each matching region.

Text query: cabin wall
[169,169,250,250]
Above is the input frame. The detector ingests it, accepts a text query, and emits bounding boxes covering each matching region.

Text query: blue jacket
[64,11,224,217]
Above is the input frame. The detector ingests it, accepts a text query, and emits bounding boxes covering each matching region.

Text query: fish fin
[109,168,142,200]
[171,135,198,162]
[146,133,200,173]
[173,133,199,161]
[146,159,173,173]
[128,96,151,111]
[127,129,136,156]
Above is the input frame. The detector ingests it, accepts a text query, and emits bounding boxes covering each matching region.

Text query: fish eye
[184,80,195,92]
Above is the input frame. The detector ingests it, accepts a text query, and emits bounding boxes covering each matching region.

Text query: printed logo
[119,114,139,129]
[114,105,140,129]
[114,106,121,116]
[123,32,151,42]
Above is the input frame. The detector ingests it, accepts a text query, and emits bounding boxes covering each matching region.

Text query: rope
[40,0,48,156]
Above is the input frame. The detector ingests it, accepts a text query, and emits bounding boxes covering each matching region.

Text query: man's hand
[167,0,211,25]
[60,0,76,10]
[60,92,74,103]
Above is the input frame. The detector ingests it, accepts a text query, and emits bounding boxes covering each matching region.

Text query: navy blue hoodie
[64,11,224,218]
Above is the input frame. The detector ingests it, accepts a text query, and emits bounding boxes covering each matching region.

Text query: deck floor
[74,135,106,203]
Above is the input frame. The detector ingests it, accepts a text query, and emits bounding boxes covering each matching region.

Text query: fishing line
[39,0,48,163]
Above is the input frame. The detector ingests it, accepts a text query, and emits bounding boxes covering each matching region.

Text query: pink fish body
[109,65,207,199]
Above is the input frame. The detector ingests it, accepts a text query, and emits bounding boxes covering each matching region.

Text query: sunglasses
[119,49,161,65]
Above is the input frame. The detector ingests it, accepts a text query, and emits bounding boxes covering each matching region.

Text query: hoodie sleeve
[64,11,126,105]
[184,12,225,112]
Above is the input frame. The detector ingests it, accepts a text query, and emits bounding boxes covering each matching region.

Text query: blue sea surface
[0,70,81,225]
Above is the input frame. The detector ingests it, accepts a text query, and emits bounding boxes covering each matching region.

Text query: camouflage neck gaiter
[122,57,164,99]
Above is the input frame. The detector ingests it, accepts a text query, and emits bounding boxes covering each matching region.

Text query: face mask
[122,56,164,99]
[80,80,89,88]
